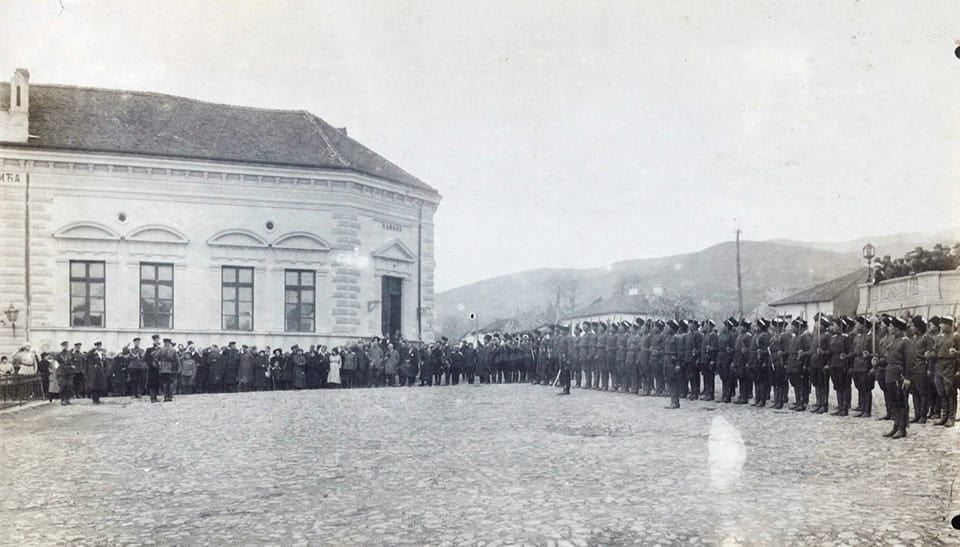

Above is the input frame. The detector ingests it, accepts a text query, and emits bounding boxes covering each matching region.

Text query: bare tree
[614,273,643,296]
[549,273,581,320]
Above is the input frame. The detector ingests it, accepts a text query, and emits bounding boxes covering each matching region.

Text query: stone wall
[857,270,960,317]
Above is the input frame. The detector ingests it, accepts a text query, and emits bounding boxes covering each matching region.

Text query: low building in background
[769,269,867,323]
[0,69,441,355]
[562,294,653,328]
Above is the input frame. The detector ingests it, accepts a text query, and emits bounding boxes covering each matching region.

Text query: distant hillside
[435,240,863,334]
[770,226,960,258]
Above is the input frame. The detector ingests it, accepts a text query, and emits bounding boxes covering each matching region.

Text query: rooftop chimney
[0,68,29,142]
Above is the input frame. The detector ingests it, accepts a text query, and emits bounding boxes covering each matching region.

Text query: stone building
[0,69,441,355]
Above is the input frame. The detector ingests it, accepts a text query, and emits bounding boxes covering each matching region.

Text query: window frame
[221,266,255,331]
[139,262,175,329]
[69,260,106,328]
[284,269,316,333]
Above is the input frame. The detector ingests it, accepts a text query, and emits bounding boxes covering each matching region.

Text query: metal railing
[0,374,45,406]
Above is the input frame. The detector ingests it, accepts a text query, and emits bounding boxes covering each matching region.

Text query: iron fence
[0,374,45,406]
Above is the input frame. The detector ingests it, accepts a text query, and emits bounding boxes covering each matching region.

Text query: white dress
[327,354,341,385]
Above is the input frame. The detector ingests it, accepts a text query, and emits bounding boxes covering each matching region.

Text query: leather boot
[883,409,898,437]
[863,396,872,418]
[892,408,907,439]
[945,397,956,428]
[910,394,921,423]
[935,403,949,426]
[853,391,865,417]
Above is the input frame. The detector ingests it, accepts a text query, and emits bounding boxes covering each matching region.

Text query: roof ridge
[301,111,349,168]
[26,82,311,116]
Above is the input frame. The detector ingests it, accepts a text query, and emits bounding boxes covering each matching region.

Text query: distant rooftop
[769,269,868,306]
[0,82,437,194]
[564,294,651,319]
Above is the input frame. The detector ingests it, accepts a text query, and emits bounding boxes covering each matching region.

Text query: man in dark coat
[222,341,240,392]
[145,335,162,403]
[156,338,181,402]
[306,346,322,389]
[71,342,87,399]
[56,342,76,405]
[127,338,147,398]
[933,316,960,427]
[85,342,109,404]
[254,349,270,391]
[206,345,224,393]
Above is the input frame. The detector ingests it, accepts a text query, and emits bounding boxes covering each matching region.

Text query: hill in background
[434,228,960,337]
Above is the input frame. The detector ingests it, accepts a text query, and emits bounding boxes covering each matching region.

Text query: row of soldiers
[526,313,959,439]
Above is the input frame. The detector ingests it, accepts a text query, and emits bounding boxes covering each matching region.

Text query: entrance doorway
[381,276,402,340]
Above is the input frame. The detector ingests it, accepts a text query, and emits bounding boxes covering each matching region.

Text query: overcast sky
[3,1,959,291]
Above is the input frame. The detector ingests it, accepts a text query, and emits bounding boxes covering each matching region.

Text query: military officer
[809,316,832,414]
[733,320,752,404]
[684,319,702,401]
[557,325,572,395]
[933,315,960,427]
[605,322,619,391]
[827,317,852,416]
[699,319,718,401]
[55,341,75,405]
[638,320,653,396]
[909,316,935,423]
[615,321,630,392]
[784,319,807,410]
[662,320,681,409]
[880,316,916,438]
[717,318,736,403]
[850,317,875,417]
[625,319,641,394]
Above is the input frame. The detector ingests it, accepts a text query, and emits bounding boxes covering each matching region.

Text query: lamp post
[863,243,876,283]
[4,303,20,338]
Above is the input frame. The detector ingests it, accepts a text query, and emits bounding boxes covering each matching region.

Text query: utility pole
[735,228,743,319]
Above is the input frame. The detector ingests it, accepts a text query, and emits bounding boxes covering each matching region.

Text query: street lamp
[4,303,20,337]
[862,243,876,282]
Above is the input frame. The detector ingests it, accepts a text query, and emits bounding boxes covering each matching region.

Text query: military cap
[93,341,102,346]
[911,316,926,332]
[441,336,449,342]
[610,322,619,331]
[483,334,492,341]
[687,319,699,329]
[162,338,172,343]
[132,337,141,343]
[151,334,161,340]
[655,319,665,328]
[756,318,769,329]
[841,317,856,330]
[187,340,194,345]
[818,316,832,329]
[706,319,716,328]
[880,315,892,326]
[739,319,751,328]
[599,322,608,330]
[889,316,908,330]
[929,316,941,326]
[622,320,632,329]
[941,315,955,325]
[634,317,643,327]
[73,342,82,347]
[722,318,734,329]
[664,319,677,331]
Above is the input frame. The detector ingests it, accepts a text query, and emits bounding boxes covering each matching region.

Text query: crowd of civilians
[1,332,542,405]
[872,243,960,283]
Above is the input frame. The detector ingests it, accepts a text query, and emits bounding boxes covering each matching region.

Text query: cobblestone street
[2,384,959,546]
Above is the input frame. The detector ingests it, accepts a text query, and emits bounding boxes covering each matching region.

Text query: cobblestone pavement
[2,385,960,546]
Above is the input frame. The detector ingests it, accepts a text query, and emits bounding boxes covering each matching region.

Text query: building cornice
[0,147,442,210]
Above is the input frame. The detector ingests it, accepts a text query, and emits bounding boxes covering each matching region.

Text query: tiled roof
[564,295,650,319]
[0,83,436,194]
[769,269,868,306]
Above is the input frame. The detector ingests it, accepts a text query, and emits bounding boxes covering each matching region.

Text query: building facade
[0,70,441,355]
[562,295,654,328]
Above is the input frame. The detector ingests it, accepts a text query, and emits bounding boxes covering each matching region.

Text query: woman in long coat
[253,350,269,391]
[327,348,342,387]
[293,349,307,390]
[47,354,61,402]
[269,349,284,390]
[238,348,254,391]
